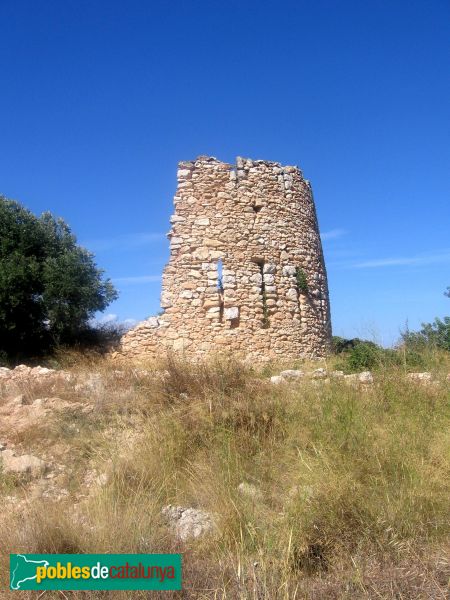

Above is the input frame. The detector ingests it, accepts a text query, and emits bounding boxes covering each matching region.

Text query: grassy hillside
[1,350,449,598]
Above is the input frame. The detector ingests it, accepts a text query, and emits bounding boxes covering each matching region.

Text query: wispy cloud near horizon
[81,232,165,252]
[347,250,450,269]
[320,228,347,241]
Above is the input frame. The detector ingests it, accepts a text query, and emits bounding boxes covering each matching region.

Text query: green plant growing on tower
[296,267,308,294]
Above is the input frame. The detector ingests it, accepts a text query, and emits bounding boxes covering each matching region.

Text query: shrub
[332,336,367,354]
[345,341,383,371]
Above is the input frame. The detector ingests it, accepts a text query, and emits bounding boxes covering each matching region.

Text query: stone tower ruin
[120,156,332,360]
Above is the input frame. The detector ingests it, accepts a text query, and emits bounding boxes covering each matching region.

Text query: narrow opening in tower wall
[217,259,224,323]
[257,262,270,329]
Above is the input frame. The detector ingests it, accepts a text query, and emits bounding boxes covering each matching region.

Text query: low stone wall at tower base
[118,316,330,362]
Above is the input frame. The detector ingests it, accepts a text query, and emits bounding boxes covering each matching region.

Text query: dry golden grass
[0,351,449,598]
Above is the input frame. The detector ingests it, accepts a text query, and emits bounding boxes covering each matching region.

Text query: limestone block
[170,215,186,223]
[173,339,192,351]
[263,264,276,274]
[193,248,210,260]
[145,317,159,328]
[160,292,172,308]
[203,298,221,308]
[282,265,296,276]
[222,275,236,284]
[202,262,216,271]
[358,371,374,383]
[250,273,262,285]
[224,307,239,320]
[204,238,221,247]
[280,370,304,380]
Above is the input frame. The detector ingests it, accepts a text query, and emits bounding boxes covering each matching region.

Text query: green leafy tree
[0,196,118,358]
[402,317,450,352]
[400,288,450,352]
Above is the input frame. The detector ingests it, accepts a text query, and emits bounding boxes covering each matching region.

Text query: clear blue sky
[1,0,449,345]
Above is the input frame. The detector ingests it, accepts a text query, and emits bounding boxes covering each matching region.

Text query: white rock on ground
[312,368,327,379]
[280,369,304,380]
[330,370,345,378]
[358,371,374,384]
[407,372,432,383]
[270,375,283,385]
[161,505,215,541]
[1,449,47,478]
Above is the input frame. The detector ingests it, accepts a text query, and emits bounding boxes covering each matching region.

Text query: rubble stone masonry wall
[120,156,332,360]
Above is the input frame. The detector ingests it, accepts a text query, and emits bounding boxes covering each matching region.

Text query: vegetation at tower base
[0,196,117,361]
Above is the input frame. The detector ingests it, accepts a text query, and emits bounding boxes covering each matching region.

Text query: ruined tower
[120,156,332,360]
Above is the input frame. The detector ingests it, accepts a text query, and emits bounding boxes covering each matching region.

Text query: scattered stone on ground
[0,394,89,435]
[280,369,305,380]
[312,368,327,379]
[0,363,448,523]
[1,448,47,478]
[271,369,374,385]
[330,370,345,378]
[358,371,374,384]
[161,505,215,541]
[407,372,432,383]
[343,371,374,385]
